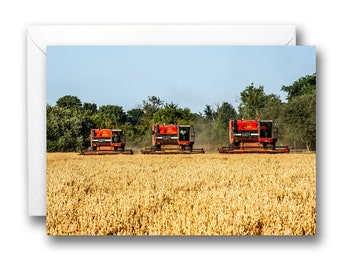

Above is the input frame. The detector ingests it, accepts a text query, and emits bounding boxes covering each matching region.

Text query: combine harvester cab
[218,118,290,154]
[141,124,204,154]
[80,128,133,155]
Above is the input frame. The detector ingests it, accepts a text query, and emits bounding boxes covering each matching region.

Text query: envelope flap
[28,25,296,54]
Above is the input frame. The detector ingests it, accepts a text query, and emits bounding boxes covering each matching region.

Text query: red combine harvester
[80,128,133,155]
[141,124,204,154]
[218,117,289,154]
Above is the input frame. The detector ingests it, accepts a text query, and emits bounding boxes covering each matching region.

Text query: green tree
[258,94,282,120]
[215,102,237,146]
[93,105,127,128]
[142,96,164,115]
[216,102,237,126]
[126,108,144,125]
[46,106,85,152]
[152,106,193,124]
[280,92,316,151]
[238,83,266,119]
[56,95,82,109]
[141,96,164,125]
[203,105,217,122]
[47,95,97,151]
[281,73,316,102]
[83,102,97,115]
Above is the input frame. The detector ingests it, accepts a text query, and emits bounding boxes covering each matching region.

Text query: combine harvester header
[218,117,290,154]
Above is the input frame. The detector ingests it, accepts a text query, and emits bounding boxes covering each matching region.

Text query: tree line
[47,73,316,152]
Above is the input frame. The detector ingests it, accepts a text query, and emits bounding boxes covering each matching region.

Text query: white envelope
[27,24,296,216]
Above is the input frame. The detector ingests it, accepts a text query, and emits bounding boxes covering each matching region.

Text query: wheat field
[46,152,316,236]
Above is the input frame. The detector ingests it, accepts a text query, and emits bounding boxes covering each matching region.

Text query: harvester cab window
[232,120,238,132]
[112,131,121,143]
[260,122,272,138]
[179,127,190,141]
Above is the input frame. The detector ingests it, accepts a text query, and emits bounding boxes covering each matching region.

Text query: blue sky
[47,46,316,114]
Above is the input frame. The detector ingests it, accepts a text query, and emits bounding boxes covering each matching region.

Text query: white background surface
[0,0,336,269]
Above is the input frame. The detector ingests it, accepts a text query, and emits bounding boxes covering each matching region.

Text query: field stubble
[46,152,316,236]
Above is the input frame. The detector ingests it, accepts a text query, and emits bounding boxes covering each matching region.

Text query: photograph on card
[46,45,316,235]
